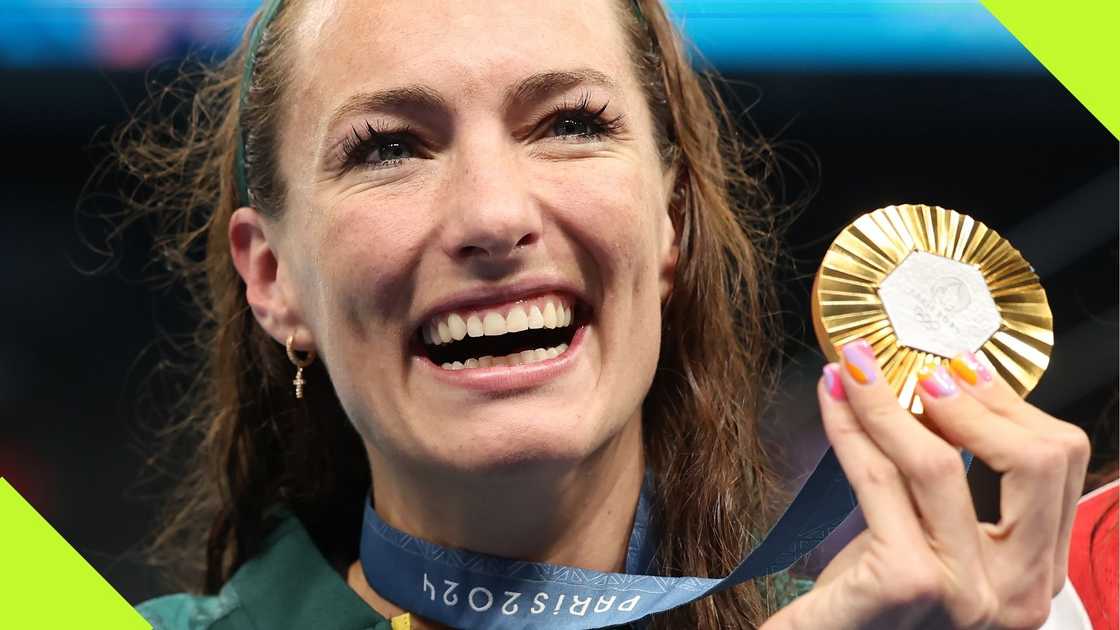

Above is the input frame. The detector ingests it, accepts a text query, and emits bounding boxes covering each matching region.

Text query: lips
[414,291,589,370]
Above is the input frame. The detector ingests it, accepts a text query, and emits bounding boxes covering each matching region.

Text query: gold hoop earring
[285,334,316,399]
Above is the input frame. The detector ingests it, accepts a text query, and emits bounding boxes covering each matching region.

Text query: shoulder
[135,585,251,630]
[134,509,296,630]
[135,509,387,630]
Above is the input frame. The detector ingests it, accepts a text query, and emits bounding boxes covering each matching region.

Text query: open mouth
[416,295,588,370]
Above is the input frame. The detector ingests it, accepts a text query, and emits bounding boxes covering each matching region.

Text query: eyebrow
[325,68,618,131]
[501,68,617,110]
[328,85,449,129]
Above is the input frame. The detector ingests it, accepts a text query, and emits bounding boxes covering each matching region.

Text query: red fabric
[1069,480,1119,630]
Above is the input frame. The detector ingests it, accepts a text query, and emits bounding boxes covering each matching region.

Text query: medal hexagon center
[877,251,1000,358]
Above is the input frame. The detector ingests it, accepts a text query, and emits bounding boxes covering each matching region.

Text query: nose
[440,141,542,269]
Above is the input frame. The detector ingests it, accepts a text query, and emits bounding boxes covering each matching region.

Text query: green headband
[235,0,284,207]
[234,0,646,208]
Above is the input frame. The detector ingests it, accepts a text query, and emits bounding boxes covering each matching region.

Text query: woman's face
[269,0,677,474]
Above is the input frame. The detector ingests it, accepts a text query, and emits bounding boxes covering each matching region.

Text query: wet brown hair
[113,0,791,626]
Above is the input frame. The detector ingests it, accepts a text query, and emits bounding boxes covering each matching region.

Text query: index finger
[837,340,981,560]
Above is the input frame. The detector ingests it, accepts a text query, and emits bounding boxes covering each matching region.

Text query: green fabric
[136,515,390,630]
[769,571,816,609]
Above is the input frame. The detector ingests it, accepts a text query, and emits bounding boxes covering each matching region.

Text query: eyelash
[336,92,625,173]
[539,92,625,143]
[337,121,418,172]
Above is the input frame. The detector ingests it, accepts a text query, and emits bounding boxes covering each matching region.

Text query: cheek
[542,161,668,397]
[310,198,433,347]
[544,161,664,294]
[305,201,432,445]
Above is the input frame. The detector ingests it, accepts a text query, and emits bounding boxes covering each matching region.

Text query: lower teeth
[441,343,569,370]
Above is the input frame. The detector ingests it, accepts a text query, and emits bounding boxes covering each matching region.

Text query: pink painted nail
[841,340,877,385]
[850,338,876,361]
[823,363,847,401]
[918,364,959,398]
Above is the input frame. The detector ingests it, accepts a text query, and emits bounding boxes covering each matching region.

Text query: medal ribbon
[360,447,972,628]
[228,5,996,624]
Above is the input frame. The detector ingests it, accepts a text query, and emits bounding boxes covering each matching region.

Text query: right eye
[339,123,423,172]
[365,138,414,166]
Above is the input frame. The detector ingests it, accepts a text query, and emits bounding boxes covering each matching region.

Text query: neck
[346,414,646,628]
[372,414,645,571]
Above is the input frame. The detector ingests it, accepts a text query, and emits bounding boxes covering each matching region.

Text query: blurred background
[1,0,1116,605]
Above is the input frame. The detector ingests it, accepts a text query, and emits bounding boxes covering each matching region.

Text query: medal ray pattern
[812,204,1052,414]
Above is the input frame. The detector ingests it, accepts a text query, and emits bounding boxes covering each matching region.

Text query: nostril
[459,244,487,258]
[457,231,538,259]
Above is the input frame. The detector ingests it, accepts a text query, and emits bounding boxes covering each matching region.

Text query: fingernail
[823,363,847,401]
[950,351,992,386]
[918,363,958,398]
[841,339,877,385]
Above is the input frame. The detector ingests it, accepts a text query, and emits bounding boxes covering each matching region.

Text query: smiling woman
[120,1,787,627]
[115,1,1088,629]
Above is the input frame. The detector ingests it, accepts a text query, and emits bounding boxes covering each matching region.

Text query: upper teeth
[423,298,574,346]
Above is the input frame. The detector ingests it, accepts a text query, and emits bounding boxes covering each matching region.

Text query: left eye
[551,116,595,138]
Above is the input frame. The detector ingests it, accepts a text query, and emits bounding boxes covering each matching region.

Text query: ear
[229,207,314,351]
[658,165,682,304]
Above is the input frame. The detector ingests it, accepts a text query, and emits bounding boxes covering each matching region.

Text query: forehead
[290,0,635,114]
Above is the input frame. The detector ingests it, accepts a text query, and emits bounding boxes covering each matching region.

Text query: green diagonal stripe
[0,478,150,629]
[981,0,1119,140]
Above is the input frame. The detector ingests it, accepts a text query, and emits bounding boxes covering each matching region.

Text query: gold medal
[812,204,1053,413]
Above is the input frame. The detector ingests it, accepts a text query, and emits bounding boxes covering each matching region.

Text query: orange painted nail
[841,340,877,384]
[950,351,992,386]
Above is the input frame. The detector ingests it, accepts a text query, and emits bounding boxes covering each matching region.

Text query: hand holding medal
[358,205,1089,630]
[765,205,1091,629]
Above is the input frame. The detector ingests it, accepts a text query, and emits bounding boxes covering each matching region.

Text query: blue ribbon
[360,447,973,628]
[361,447,839,628]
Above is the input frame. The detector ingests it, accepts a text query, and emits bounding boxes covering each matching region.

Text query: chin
[422,410,609,477]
